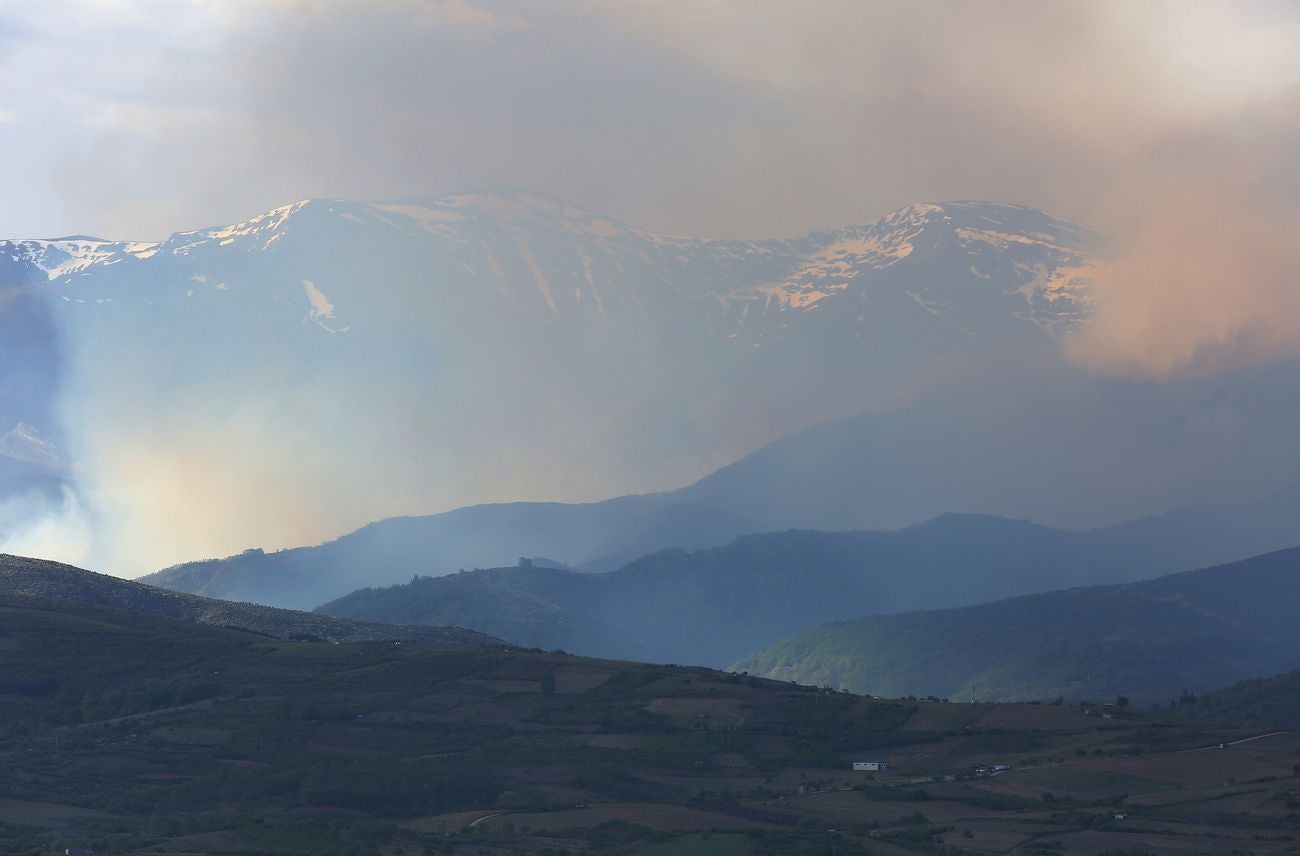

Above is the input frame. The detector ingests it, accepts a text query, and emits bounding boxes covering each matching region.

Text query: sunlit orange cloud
[1065,89,1300,378]
[1066,198,1300,378]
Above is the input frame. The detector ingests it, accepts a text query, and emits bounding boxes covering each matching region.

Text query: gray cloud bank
[11,2,1291,235]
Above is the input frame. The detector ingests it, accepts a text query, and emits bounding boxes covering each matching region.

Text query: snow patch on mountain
[169,201,310,255]
[1,237,162,280]
[302,279,347,332]
[2,192,1106,344]
[1007,260,1102,333]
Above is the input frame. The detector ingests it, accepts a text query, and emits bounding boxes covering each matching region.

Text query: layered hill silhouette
[734,548,1300,704]
[141,498,769,610]
[151,474,1300,621]
[312,513,1285,668]
[0,554,497,646]
[672,366,1300,533]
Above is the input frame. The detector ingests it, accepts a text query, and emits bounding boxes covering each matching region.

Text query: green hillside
[1192,671,1300,729]
[734,548,1300,703]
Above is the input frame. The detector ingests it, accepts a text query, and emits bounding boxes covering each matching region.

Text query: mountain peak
[0,422,63,470]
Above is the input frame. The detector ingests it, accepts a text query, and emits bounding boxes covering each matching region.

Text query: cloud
[6,0,1298,243]
[570,1,1300,378]
[576,0,1300,234]
[20,1,765,238]
[1064,88,1300,377]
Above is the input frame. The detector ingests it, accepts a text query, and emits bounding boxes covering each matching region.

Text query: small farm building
[852,761,888,771]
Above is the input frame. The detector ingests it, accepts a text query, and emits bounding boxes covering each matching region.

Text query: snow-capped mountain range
[3,192,1103,341]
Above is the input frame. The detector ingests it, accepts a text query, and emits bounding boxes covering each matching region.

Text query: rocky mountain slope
[1,194,1102,340]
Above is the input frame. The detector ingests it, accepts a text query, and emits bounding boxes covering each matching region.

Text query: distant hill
[734,548,1300,703]
[673,371,1300,535]
[139,496,772,610]
[140,410,1300,613]
[575,503,767,573]
[316,514,1228,668]
[1191,670,1300,730]
[0,553,498,646]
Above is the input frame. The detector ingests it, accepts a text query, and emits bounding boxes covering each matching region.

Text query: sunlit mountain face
[7,189,1298,572]
[4,193,1102,335]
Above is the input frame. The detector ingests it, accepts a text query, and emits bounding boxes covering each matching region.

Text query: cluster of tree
[737,548,1300,703]
[1190,671,1300,729]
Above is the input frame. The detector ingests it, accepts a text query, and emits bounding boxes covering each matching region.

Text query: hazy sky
[2,0,1297,243]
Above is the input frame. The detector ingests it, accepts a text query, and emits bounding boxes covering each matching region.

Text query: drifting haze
[1,2,1300,572]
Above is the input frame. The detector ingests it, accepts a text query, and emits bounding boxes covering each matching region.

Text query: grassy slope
[734,548,1300,703]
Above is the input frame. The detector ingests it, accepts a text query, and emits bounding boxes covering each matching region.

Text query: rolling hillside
[2,572,1298,854]
[0,554,497,646]
[734,548,1300,703]
[142,426,1300,614]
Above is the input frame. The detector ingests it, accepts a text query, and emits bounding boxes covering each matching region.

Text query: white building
[852,761,888,771]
